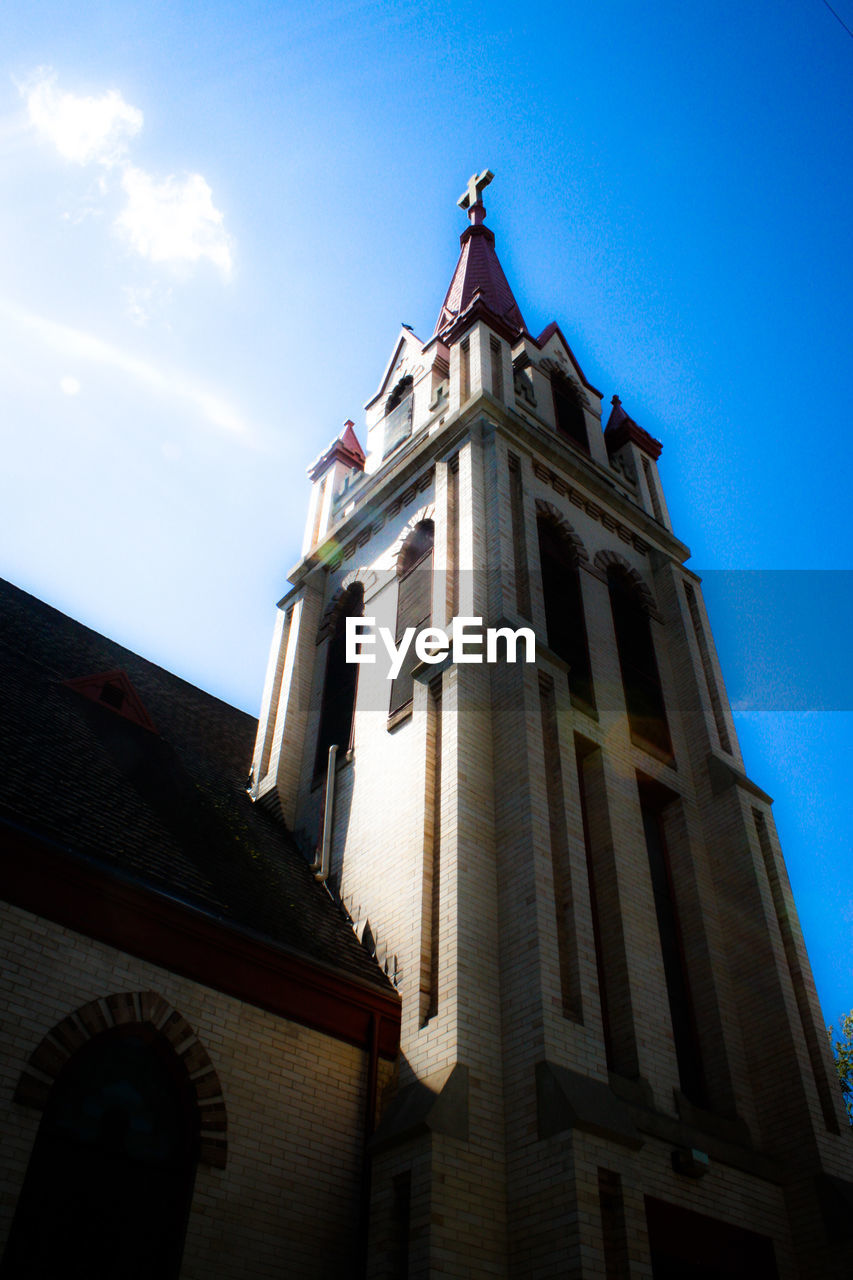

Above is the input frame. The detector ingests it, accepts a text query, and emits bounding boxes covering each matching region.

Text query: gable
[536,321,602,399]
[364,326,427,411]
[64,668,158,733]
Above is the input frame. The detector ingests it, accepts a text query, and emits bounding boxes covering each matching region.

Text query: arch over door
[2,1023,201,1280]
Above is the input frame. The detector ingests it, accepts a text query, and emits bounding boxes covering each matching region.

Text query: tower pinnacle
[458,168,494,225]
[434,169,525,337]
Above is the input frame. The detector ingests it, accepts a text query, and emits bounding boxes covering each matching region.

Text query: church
[2,172,852,1278]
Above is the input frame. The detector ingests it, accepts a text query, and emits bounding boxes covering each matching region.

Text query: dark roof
[434,222,525,337]
[0,578,395,997]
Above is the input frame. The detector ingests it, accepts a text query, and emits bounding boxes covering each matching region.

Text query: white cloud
[18,68,233,280]
[60,375,81,396]
[117,166,232,276]
[22,68,142,167]
[3,301,250,439]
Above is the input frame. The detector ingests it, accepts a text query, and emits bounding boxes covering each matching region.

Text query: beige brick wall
[0,900,371,1280]
[254,333,853,1274]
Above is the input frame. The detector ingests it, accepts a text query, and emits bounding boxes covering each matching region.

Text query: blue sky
[2,1,852,1025]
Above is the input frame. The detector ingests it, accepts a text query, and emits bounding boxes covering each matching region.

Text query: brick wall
[0,900,371,1279]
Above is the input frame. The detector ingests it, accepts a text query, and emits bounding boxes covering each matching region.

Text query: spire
[433,170,526,338]
[604,395,662,460]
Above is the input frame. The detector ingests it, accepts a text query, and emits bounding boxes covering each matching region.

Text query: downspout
[310,743,338,882]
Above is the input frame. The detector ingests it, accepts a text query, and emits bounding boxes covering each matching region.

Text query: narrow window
[315,583,364,779]
[2,1026,199,1280]
[607,567,672,759]
[384,376,414,458]
[539,672,582,1020]
[390,1171,412,1279]
[420,677,442,1025]
[753,808,840,1132]
[508,455,531,620]
[537,517,595,711]
[459,338,470,403]
[389,522,434,717]
[490,336,503,400]
[552,372,589,453]
[446,455,459,622]
[683,582,732,754]
[598,1170,630,1280]
[639,785,706,1106]
[576,735,639,1079]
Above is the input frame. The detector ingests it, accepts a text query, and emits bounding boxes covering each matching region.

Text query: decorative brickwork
[532,459,650,553]
[14,990,228,1167]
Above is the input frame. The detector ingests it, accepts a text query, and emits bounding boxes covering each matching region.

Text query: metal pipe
[311,743,338,881]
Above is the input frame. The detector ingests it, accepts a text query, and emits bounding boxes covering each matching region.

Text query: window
[2,1026,199,1280]
[459,338,470,403]
[389,521,434,717]
[639,790,705,1106]
[551,372,589,453]
[607,567,672,759]
[383,376,414,458]
[537,517,595,711]
[490,336,503,400]
[314,582,364,778]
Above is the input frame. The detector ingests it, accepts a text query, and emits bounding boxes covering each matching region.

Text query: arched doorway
[2,1023,201,1279]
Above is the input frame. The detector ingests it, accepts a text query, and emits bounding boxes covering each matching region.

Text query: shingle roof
[0,578,395,997]
[434,221,526,338]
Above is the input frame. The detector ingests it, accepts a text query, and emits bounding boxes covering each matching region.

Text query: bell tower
[251,176,853,1278]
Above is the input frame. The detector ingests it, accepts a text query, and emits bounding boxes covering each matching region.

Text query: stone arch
[13,991,227,1168]
[385,373,413,413]
[540,359,590,407]
[534,498,591,568]
[316,569,373,642]
[387,503,436,563]
[593,549,660,620]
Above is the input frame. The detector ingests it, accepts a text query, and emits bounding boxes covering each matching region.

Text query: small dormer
[302,421,366,554]
[363,326,431,473]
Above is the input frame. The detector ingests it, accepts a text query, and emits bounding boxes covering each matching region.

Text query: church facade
[250,172,853,1276]
[2,173,852,1278]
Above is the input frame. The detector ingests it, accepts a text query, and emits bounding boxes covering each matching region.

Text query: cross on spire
[458,169,494,224]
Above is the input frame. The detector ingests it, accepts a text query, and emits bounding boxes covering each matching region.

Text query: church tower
[251,174,853,1278]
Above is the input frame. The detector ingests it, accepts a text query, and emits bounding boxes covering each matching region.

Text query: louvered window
[389,522,434,717]
[315,583,364,779]
[383,376,414,459]
[537,518,595,711]
[608,568,672,758]
[552,373,589,453]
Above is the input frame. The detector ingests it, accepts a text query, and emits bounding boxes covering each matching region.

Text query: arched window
[315,582,364,778]
[537,517,595,711]
[607,567,672,759]
[2,1025,199,1280]
[551,372,589,453]
[389,521,434,717]
[383,376,414,458]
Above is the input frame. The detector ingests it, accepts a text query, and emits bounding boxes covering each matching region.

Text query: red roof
[434,222,525,338]
[604,396,663,461]
[307,420,366,481]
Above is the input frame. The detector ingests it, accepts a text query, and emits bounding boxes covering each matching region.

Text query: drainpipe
[310,744,338,882]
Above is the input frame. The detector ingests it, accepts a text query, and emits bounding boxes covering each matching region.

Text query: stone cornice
[288,390,690,586]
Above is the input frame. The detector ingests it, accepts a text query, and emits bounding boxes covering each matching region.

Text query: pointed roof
[604,396,663,460]
[307,420,366,481]
[434,171,525,339]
